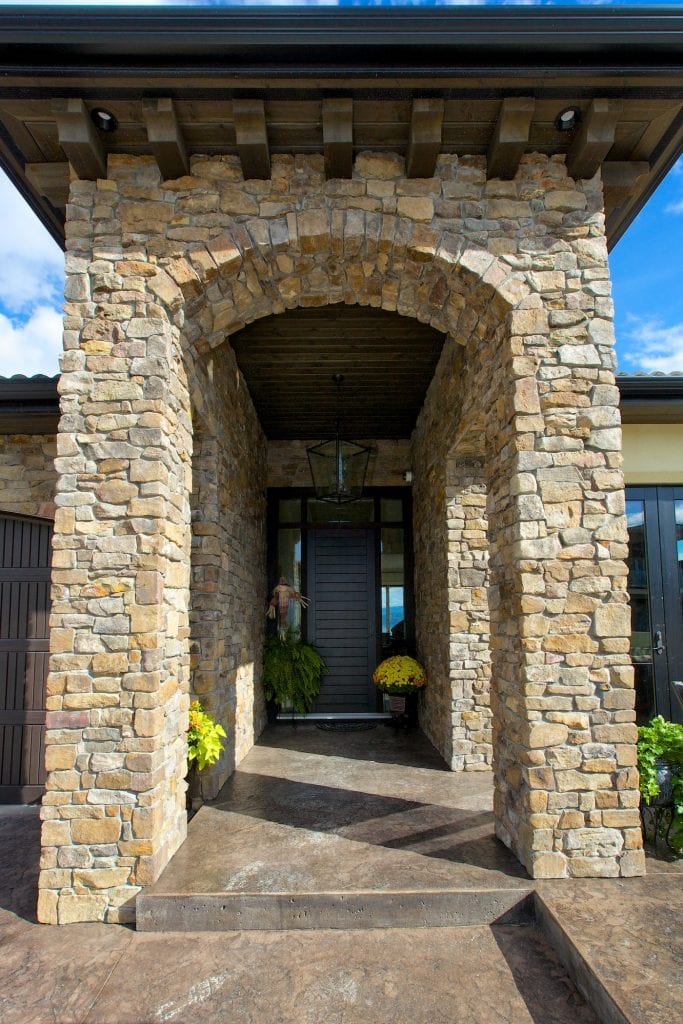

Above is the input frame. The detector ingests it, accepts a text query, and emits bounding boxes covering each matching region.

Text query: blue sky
[0,0,681,376]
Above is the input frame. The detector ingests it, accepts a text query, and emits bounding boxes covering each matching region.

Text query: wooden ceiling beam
[566,98,623,181]
[406,98,444,179]
[233,99,270,180]
[322,98,353,180]
[143,97,189,181]
[486,97,535,180]
[53,98,106,180]
[601,160,650,208]
[25,161,70,208]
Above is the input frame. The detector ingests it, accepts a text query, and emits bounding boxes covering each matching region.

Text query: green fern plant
[263,628,327,715]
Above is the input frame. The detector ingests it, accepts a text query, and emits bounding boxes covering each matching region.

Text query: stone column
[38,178,193,923]
[446,456,492,770]
[487,291,644,879]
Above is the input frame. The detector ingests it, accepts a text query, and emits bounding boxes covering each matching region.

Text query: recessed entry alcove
[227,304,447,718]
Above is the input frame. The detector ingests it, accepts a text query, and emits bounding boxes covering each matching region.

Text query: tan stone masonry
[38,149,643,923]
[267,439,411,489]
[0,433,57,519]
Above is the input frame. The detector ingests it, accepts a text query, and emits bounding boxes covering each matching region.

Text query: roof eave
[1,6,682,75]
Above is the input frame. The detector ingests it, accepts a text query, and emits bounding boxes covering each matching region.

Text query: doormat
[316,721,378,732]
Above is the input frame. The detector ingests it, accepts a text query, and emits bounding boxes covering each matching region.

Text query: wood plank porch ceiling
[229,305,446,440]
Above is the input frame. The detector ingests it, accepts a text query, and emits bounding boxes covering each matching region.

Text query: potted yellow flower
[373,655,426,724]
[186,700,227,811]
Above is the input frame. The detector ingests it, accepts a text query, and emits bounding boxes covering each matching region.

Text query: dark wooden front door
[0,514,51,802]
[307,528,377,713]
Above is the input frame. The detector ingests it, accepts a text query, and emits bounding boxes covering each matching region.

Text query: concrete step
[535,876,683,1024]
[137,886,534,932]
[103,923,604,1024]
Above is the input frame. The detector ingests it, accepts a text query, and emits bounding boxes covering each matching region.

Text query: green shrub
[263,628,327,715]
[637,715,683,815]
[637,716,683,852]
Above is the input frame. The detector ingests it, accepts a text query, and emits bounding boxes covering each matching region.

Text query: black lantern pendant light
[307,374,371,504]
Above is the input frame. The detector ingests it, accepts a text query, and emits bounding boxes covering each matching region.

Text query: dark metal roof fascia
[1,376,683,400]
[0,7,682,75]
[1,373,682,410]
[617,376,683,423]
[0,377,59,434]
[0,376,681,433]
[617,376,683,400]
[0,377,59,403]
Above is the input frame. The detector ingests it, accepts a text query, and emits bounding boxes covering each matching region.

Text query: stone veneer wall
[445,457,492,771]
[268,439,411,488]
[0,433,57,519]
[412,322,497,770]
[39,148,643,924]
[190,350,267,801]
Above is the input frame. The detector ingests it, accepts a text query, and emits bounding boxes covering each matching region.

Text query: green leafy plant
[187,700,227,772]
[638,716,683,807]
[263,628,327,715]
[637,716,683,843]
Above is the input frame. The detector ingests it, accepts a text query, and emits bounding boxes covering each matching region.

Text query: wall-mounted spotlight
[90,108,118,133]
[555,107,581,133]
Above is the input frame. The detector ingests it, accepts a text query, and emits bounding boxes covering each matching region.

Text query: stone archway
[38,153,643,924]
[166,206,527,789]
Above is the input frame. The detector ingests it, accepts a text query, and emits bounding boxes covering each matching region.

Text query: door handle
[654,630,665,656]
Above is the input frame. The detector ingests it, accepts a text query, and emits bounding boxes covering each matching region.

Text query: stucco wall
[622,423,683,484]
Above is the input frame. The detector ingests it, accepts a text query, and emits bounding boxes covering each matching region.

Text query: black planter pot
[186,767,202,815]
[384,689,420,731]
[649,758,676,807]
[266,699,280,725]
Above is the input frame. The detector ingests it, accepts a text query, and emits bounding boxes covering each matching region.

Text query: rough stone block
[57,894,109,923]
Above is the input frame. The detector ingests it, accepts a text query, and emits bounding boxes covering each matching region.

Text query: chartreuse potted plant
[186,700,227,810]
[637,715,683,852]
[263,627,327,718]
[373,654,427,726]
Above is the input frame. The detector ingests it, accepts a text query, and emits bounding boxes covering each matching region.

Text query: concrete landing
[2,771,683,1022]
[536,864,683,1024]
[0,804,600,1024]
[138,724,533,931]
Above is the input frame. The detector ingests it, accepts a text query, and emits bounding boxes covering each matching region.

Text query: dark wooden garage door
[0,514,52,803]
[306,529,377,713]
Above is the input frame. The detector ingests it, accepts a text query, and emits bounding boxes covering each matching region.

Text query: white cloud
[665,199,683,215]
[0,305,63,378]
[0,170,64,376]
[0,171,64,316]
[625,317,683,374]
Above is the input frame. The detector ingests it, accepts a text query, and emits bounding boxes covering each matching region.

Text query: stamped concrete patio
[1,724,681,1023]
[138,723,532,931]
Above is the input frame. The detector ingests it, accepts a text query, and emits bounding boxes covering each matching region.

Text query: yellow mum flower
[373,655,427,695]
